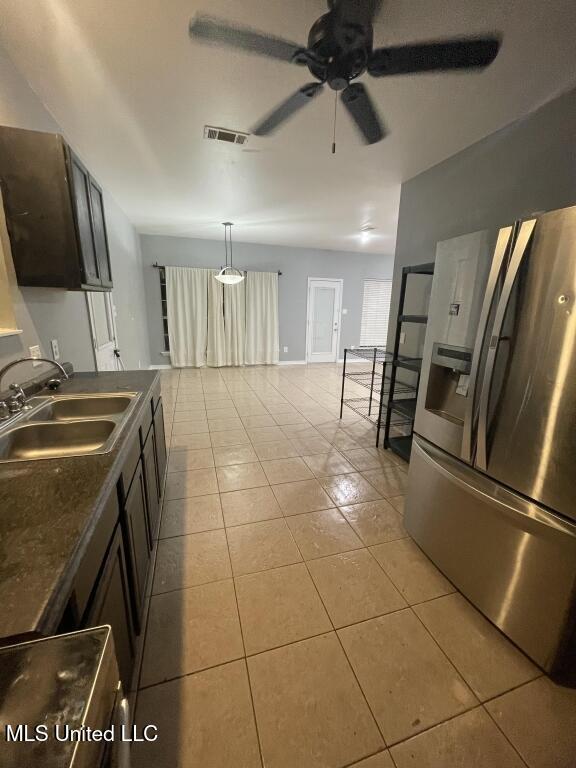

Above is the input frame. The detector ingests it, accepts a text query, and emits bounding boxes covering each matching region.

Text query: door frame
[86,290,120,371]
[305,278,343,363]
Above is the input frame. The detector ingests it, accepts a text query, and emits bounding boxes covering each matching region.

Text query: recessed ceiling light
[360,225,376,244]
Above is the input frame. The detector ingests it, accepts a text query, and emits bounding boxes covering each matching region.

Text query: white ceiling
[0,0,575,254]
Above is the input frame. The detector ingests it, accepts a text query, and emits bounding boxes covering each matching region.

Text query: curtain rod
[152,262,282,276]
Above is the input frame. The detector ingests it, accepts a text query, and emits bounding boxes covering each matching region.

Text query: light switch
[51,339,60,360]
[342,308,348,315]
[29,345,41,366]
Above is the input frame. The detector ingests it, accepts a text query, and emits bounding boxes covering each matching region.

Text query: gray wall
[140,235,394,365]
[0,43,150,376]
[389,85,576,355]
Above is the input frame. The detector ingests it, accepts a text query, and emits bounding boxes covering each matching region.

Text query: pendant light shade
[214,222,244,285]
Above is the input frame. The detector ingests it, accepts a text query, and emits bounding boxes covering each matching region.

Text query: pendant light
[214,222,244,284]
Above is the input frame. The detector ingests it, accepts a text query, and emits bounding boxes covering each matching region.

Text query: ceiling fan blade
[189,14,304,63]
[252,83,324,136]
[341,83,386,145]
[369,36,501,76]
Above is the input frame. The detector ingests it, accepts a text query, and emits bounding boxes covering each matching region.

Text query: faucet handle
[0,400,9,420]
[9,383,25,399]
[8,383,30,411]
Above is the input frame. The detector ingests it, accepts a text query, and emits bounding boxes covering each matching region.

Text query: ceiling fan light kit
[189,1,501,148]
[214,222,245,285]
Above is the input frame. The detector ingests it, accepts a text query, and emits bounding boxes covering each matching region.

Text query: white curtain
[245,271,279,365]
[166,266,278,367]
[224,279,246,366]
[166,266,209,367]
[207,270,226,367]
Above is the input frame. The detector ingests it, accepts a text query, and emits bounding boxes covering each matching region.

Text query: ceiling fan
[189,0,501,147]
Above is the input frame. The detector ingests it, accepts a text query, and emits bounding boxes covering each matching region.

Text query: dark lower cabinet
[123,462,151,633]
[153,400,167,495]
[65,382,168,693]
[142,430,160,541]
[84,525,135,691]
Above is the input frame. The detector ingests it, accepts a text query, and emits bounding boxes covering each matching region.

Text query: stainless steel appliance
[405,204,576,683]
[0,627,131,767]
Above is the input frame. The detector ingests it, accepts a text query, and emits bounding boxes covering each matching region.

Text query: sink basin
[0,420,116,461]
[0,391,140,463]
[33,395,134,421]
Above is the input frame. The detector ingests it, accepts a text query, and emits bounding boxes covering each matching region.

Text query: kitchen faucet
[0,357,69,419]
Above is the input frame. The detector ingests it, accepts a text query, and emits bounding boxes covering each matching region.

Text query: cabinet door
[143,430,161,541]
[153,400,167,498]
[84,525,135,691]
[89,178,113,288]
[69,152,100,287]
[124,461,151,632]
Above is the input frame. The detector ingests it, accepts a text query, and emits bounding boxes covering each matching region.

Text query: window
[159,267,170,351]
[359,278,393,347]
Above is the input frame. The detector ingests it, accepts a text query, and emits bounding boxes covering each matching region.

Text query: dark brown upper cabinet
[0,125,113,290]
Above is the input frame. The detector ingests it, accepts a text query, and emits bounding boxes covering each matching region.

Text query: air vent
[203,126,249,146]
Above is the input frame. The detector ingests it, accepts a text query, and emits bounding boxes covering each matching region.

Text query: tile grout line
[481,702,531,767]
[216,450,266,768]
[281,512,390,752]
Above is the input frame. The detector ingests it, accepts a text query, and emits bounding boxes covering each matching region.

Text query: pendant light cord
[229,224,233,271]
[332,91,338,155]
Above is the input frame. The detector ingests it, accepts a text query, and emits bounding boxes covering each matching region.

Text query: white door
[306,278,343,363]
[86,292,120,371]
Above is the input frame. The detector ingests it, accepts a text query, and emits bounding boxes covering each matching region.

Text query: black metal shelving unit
[383,263,434,462]
[339,347,413,446]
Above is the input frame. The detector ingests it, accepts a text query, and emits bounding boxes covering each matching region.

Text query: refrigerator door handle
[476,218,537,470]
[461,226,514,463]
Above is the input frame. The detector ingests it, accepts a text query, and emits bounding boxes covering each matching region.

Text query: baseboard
[278,360,307,365]
[149,364,172,369]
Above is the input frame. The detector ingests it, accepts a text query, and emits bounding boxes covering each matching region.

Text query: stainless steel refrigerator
[405,204,576,683]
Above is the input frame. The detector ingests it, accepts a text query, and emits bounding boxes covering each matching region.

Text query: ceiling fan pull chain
[332,89,338,155]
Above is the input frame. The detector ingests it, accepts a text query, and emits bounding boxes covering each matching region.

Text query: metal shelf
[389,398,417,419]
[344,372,417,396]
[399,314,428,324]
[404,263,434,275]
[344,347,391,364]
[383,261,434,462]
[387,435,414,462]
[343,397,413,428]
[394,356,423,373]
[342,397,382,425]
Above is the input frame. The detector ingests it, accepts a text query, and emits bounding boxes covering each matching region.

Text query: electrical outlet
[400,332,406,344]
[29,345,41,366]
[50,339,60,360]
[283,346,288,353]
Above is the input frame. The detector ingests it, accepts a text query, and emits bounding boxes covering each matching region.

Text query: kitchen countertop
[0,370,159,641]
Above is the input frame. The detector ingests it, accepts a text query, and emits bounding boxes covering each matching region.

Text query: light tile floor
[134,363,576,768]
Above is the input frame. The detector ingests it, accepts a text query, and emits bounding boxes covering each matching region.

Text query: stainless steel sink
[33,394,134,421]
[0,391,140,463]
[0,420,116,461]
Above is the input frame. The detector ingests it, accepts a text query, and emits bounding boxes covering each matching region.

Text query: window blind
[359,278,393,347]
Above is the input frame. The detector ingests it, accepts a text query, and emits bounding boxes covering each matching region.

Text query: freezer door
[405,435,576,678]
[414,228,506,459]
[477,205,576,522]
